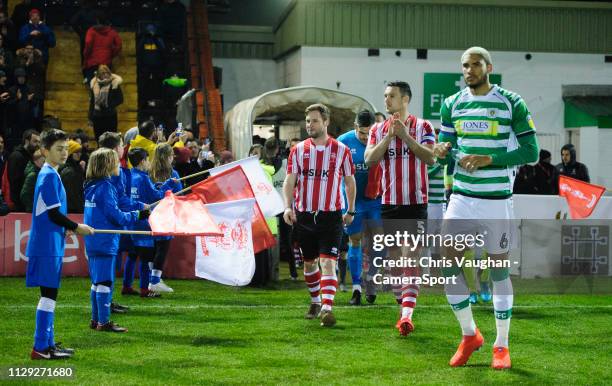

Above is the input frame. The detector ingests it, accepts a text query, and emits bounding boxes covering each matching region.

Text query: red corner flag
[149,191,222,236]
[559,175,606,219]
[189,166,276,253]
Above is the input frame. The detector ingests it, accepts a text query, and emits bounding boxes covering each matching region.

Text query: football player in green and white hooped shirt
[433,47,538,370]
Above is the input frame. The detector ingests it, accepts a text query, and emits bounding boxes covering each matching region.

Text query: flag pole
[93,229,153,235]
[178,169,210,182]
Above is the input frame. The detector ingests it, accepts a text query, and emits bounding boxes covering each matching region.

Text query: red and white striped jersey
[368,115,435,205]
[288,137,355,212]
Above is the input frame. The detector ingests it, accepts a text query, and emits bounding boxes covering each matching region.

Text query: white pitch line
[1,304,611,310]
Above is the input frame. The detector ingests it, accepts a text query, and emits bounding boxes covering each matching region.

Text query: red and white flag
[189,166,276,253]
[559,175,606,219]
[208,156,285,217]
[195,198,256,286]
[149,191,221,236]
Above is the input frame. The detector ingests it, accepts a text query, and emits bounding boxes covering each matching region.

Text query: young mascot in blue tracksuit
[128,147,180,297]
[98,132,147,301]
[148,143,183,293]
[84,148,149,332]
[26,129,95,360]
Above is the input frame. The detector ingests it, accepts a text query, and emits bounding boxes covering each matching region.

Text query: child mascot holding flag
[84,148,150,332]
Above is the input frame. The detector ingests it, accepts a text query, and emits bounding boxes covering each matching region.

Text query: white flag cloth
[208,156,285,217]
[195,198,256,286]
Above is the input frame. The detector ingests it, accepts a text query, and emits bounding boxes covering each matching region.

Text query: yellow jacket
[130,134,157,161]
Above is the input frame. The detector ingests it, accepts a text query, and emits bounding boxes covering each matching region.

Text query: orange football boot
[492,346,511,370]
[449,328,484,367]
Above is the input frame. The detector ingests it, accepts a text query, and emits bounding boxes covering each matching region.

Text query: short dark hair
[139,120,156,139]
[387,81,412,99]
[290,138,300,143]
[305,103,330,121]
[355,110,375,128]
[98,131,122,149]
[74,129,89,144]
[374,112,386,119]
[41,129,67,149]
[22,129,40,144]
[128,147,148,167]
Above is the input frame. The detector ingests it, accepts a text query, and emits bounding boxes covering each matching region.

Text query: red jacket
[83,25,122,69]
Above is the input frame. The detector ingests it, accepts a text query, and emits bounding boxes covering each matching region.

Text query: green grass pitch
[0,274,610,385]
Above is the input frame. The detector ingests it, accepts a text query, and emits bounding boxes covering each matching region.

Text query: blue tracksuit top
[129,168,180,247]
[84,178,140,256]
[111,167,145,212]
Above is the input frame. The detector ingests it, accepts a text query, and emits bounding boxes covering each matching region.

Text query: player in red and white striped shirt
[364,81,436,336]
[283,103,356,327]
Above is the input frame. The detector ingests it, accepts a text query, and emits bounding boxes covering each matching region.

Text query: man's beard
[26,144,37,154]
[467,74,487,89]
[309,129,322,139]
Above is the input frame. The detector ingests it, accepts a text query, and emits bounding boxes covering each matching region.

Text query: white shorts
[427,203,446,220]
[442,194,514,254]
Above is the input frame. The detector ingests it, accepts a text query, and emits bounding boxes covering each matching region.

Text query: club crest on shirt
[487,108,497,118]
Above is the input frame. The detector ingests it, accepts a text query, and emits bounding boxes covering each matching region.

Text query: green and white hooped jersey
[428,163,446,204]
[440,85,536,199]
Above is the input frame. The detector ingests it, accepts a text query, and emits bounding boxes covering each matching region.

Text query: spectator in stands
[129,120,157,160]
[137,23,165,108]
[513,164,536,194]
[18,8,55,65]
[219,150,233,165]
[121,126,138,167]
[173,145,191,177]
[59,140,85,213]
[0,71,9,136]
[69,0,98,64]
[532,149,559,195]
[0,9,18,51]
[130,120,182,161]
[19,148,44,212]
[88,64,123,140]
[11,0,44,32]
[0,53,11,86]
[0,133,6,174]
[197,140,216,171]
[82,13,122,83]
[40,114,61,131]
[174,138,197,179]
[0,34,15,72]
[75,128,91,164]
[15,42,44,117]
[7,129,39,211]
[556,143,590,183]
[159,0,186,48]
[9,67,38,135]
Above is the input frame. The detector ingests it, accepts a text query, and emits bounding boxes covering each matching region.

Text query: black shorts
[381,204,428,235]
[294,211,344,261]
[339,231,349,253]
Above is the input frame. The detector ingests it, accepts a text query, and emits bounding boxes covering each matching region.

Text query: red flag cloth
[189,166,276,253]
[149,191,222,236]
[558,175,606,219]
